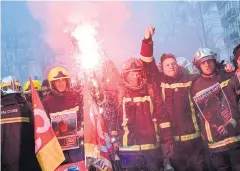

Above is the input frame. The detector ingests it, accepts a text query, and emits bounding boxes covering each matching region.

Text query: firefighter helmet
[48,66,70,91]
[121,58,146,90]
[193,48,217,67]
[48,66,69,83]
[1,75,22,95]
[121,58,144,74]
[23,80,42,94]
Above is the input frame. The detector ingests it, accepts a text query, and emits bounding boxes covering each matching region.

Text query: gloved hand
[165,141,174,158]
[144,26,155,39]
[230,119,237,128]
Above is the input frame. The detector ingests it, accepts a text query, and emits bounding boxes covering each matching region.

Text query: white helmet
[1,76,22,95]
[177,57,191,68]
[193,48,217,67]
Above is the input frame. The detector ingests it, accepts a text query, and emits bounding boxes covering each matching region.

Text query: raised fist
[144,26,155,39]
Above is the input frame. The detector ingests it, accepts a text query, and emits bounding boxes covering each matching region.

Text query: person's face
[162,58,179,78]
[199,59,216,75]
[59,121,68,133]
[126,71,142,87]
[41,86,50,97]
[54,79,67,93]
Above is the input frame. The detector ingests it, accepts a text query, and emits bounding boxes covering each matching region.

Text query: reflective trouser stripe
[0,117,30,124]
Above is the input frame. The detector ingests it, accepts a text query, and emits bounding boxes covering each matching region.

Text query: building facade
[217,1,240,57]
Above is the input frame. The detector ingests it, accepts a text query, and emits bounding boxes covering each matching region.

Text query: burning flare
[71,23,102,70]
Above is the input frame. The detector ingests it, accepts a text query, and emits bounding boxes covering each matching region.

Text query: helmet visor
[122,59,143,74]
[196,56,216,67]
[1,82,21,94]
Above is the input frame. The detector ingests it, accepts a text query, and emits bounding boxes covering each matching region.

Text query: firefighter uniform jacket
[192,72,240,152]
[140,38,201,143]
[42,90,84,163]
[226,74,240,121]
[112,84,171,152]
[1,93,41,171]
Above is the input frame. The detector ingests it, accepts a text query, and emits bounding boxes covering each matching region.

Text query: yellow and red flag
[84,97,113,171]
[30,78,65,171]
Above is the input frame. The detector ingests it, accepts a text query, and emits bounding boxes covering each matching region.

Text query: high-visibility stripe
[174,132,200,141]
[133,96,151,103]
[122,95,154,146]
[161,82,199,138]
[161,81,192,89]
[196,79,230,96]
[122,97,129,146]
[162,86,166,102]
[0,117,30,124]
[220,79,230,88]
[122,97,132,103]
[205,121,214,143]
[153,120,160,144]
[119,143,159,151]
[188,91,200,132]
[208,135,240,149]
[159,122,171,128]
[140,56,154,63]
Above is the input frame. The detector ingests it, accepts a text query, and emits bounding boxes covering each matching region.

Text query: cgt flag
[30,78,65,171]
[84,98,113,171]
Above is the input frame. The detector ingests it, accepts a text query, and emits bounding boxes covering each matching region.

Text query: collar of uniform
[200,72,218,80]
[1,93,25,106]
[124,85,148,98]
[163,68,183,84]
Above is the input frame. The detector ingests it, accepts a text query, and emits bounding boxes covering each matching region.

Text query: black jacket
[192,72,240,152]
[1,93,41,171]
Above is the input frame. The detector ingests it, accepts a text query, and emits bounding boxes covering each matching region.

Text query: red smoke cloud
[27,1,133,76]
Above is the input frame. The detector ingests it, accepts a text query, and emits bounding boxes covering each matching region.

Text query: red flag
[30,78,65,171]
[84,98,113,171]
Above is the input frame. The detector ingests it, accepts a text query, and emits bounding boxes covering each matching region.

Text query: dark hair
[233,44,240,58]
[42,79,50,87]
[160,53,176,64]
